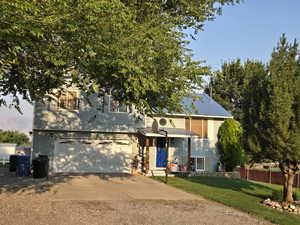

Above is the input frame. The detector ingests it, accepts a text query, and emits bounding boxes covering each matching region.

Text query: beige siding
[213,120,224,140]
[148,147,156,170]
[146,116,185,129]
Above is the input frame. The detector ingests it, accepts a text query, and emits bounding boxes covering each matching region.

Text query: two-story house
[32,88,232,174]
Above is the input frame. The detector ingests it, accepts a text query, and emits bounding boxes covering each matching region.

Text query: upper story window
[58,90,80,110]
[109,96,131,113]
[187,118,208,139]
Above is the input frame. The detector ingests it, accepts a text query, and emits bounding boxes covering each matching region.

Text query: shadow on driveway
[0,168,133,195]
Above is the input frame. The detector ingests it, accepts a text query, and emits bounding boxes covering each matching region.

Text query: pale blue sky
[0,0,299,133]
[189,0,300,69]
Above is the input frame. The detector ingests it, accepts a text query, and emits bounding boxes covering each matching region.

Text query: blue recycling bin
[16,155,31,177]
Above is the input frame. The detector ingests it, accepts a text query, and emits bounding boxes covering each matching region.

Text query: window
[109,96,131,113]
[58,91,79,110]
[45,96,58,110]
[194,157,205,171]
[190,118,208,138]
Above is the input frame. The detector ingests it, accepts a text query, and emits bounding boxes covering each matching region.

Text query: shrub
[271,189,299,201]
[218,119,245,171]
[271,190,282,201]
[293,191,299,201]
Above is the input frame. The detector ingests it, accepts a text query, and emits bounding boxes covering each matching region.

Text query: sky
[189,0,300,70]
[0,0,300,134]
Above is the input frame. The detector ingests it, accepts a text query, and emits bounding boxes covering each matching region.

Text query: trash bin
[16,155,31,177]
[33,155,49,178]
[9,155,18,172]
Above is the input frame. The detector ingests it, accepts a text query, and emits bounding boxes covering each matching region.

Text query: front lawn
[153,176,300,225]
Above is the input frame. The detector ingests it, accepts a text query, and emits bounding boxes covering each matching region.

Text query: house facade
[32,89,232,174]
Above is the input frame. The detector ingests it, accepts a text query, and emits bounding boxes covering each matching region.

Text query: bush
[218,119,245,171]
[293,191,299,201]
[271,190,299,201]
[271,190,283,201]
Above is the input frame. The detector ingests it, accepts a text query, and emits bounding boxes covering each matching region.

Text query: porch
[138,128,208,175]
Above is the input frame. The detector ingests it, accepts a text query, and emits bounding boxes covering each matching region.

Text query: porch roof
[138,127,198,138]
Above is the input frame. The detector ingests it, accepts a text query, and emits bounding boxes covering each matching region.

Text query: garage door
[53,139,132,173]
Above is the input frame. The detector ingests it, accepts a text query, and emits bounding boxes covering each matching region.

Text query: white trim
[160,113,233,119]
[143,133,195,138]
[33,129,137,134]
[194,157,205,171]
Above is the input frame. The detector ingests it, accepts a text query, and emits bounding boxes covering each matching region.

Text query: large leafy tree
[205,59,246,121]
[242,35,300,202]
[0,130,30,146]
[0,0,239,113]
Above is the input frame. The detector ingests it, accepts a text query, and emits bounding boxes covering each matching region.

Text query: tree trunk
[280,160,299,203]
[283,173,288,200]
[284,173,295,203]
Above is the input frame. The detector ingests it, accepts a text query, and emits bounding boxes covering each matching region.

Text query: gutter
[33,128,138,135]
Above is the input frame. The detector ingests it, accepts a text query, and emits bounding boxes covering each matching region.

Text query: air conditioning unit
[159,118,168,127]
[152,118,169,133]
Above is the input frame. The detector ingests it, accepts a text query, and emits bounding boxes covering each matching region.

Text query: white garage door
[53,139,132,173]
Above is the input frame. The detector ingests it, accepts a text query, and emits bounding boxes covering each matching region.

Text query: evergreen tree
[243,35,300,202]
[264,35,300,202]
[241,61,268,164]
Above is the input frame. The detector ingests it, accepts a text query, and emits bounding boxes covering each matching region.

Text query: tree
[217,118,244,171]
[0,0,240,113]
[205,59,246,121]
[241,61,268,164]
[0,130,30,146]
[242,35,300,202]
[205,59,266,122]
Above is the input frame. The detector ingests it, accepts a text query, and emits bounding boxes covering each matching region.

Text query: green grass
[153,176,300,225]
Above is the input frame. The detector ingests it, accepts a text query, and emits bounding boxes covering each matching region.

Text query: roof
[168,93,232,118]
[138,127,198,138]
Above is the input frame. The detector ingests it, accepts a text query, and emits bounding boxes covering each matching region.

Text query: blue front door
[156,148,167,167]
[156,137,167,167]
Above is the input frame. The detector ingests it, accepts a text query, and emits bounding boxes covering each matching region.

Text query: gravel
[0,169,274,225]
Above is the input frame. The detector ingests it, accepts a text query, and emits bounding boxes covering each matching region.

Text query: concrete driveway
[0,171,274,225]
[51,174,197,201]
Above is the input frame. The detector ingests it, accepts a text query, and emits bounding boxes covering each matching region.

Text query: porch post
[145,138,150,174]
[166,137,169,162]
[187,137,191,171]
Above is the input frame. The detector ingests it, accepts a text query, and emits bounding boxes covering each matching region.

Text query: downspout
[188,137,191,172]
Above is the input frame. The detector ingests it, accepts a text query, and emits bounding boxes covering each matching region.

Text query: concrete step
[145,170,174,177]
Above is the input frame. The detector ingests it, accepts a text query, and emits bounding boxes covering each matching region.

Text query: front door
[156,138,167,167]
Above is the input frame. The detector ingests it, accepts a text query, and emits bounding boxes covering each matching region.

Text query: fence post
[246,168,249,180]
[269,167,272,184]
